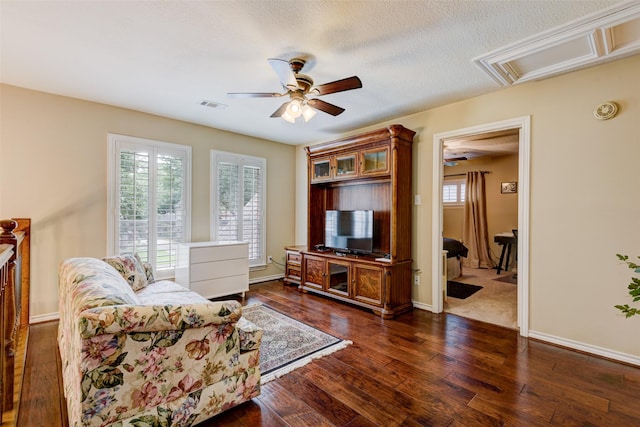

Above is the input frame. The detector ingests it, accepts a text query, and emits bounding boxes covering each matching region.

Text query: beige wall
[0,84,296,319]
[443,154,519,260]
[3,53,639,360]
[297,54,640,359]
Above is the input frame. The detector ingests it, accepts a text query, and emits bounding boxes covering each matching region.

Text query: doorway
[431,116,530,337]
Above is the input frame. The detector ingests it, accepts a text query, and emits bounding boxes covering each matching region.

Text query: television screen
[325,210,374,254]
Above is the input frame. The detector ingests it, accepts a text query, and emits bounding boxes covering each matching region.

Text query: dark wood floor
[18,280,640,426]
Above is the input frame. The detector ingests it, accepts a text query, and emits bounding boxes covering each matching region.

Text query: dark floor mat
[447,281,483,299]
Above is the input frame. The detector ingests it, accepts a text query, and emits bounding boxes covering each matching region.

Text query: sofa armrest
[78,300,242,338]
[237,316,263,352]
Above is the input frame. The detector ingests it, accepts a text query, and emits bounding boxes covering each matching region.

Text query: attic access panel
[474,2,640,86]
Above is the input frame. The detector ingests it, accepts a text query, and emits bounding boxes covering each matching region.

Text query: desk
[494,232,516,274]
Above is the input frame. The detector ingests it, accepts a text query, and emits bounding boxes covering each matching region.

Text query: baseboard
[250,273,284,284]
[30,312,60,324]
[412,301,432,312]
[528,330,640,366]
[412,302,639,366]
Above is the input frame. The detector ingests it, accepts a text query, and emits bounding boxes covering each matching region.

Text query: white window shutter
[108,134,191,279]
[211,151,266,267]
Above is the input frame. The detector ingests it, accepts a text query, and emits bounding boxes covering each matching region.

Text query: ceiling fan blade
[307,99,345,116]
[227,92,284,98]
[270,102,289,118]
[311,76,362,96]
[267,58,299,90]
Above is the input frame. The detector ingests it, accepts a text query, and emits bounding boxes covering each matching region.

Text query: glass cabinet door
[327,260,350,295]
[361,148,389,176]
[335,153,358,178]
[311,158,331,181]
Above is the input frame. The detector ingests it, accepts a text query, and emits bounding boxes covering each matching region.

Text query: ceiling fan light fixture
[302,104,317,122]
[286,99,302,118]
[280,109,296,123]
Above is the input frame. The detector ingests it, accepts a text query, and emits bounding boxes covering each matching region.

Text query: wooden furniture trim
[0,218,30,418]
[284,246,304,286]
[0,244,10,422]
[300,125,415,318]
[305,124,415,156]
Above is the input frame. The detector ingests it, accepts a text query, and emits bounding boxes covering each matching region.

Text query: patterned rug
[241,303,352,384]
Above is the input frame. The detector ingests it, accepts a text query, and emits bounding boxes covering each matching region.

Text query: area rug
[241,303,352,384]
[447,281,483,299]
[495,274,518,284]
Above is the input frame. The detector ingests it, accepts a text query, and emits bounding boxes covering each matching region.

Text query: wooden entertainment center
[285,124,415,319]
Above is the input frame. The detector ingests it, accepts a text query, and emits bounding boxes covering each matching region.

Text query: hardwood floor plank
[313,354,496,426]
[17,280,640,426]
[275,369,362,425]
[257,381,334,426]
[18,322,63,427]
[200,396,287,426]
[300,362,406,426]
[521,380,610,413]
[466,393,554,425]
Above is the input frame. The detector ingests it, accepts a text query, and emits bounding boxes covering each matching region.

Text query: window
[108,134,191,279]
[211,150,266,267]
[443,178,465,205]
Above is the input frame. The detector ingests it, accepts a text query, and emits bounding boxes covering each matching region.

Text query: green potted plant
[615,254,640,318]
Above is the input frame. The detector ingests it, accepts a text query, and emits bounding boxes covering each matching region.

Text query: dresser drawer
[190,258,248,282]
[190,243,248,264]
[176,241,249,299]
[190,275,249,300]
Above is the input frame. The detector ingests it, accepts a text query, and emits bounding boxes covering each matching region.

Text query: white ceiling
[0,0,632,145]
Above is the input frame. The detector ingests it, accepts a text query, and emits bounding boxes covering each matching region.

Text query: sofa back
[59,257,140,314]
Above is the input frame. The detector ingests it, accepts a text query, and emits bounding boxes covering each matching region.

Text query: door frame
[431,116,531,336]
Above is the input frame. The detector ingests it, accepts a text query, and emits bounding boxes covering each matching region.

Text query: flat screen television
[324,209,374,254]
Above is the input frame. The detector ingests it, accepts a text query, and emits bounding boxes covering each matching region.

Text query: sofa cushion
[135,279,190,295]
[135,280,205,306]
[141,259,155,284]
[102,253,148,291]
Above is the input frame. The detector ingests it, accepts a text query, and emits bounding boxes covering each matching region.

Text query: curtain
[462,171,494,269]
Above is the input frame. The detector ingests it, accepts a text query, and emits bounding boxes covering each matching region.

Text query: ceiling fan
[227,58,362,123]
[443,156,467,167]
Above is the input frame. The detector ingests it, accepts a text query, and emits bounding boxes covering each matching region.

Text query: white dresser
[175,241,249,299]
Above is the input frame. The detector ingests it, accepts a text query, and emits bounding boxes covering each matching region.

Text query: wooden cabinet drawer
[287,251,301,264]
[286,265,301,281]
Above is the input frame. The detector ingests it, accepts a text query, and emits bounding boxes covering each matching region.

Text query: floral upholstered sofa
[58,256,262,426]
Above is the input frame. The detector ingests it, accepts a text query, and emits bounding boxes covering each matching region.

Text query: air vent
[200,100,227,110]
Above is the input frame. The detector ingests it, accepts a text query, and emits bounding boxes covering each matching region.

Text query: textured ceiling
[0,0,622,145]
